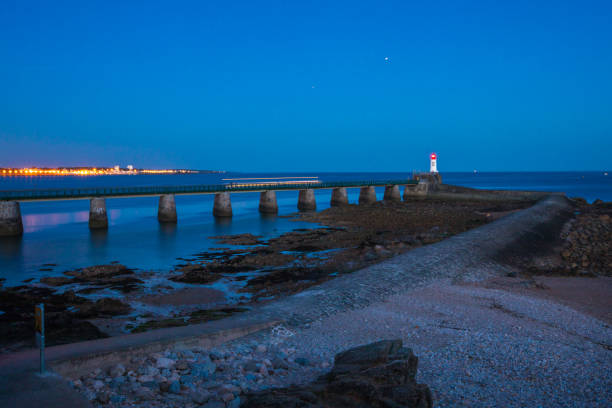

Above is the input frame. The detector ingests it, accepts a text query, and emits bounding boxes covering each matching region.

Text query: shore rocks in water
[41,264,143,293]
[0,286,108,351]
[170,263,225,284]
[241,339,432,408]
[74,298,132,318]
[210,233,265,246]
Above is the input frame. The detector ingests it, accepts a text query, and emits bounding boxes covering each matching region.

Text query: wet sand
[470,275,612,324]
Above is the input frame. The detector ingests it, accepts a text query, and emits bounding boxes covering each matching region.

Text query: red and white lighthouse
[430,153,438,173]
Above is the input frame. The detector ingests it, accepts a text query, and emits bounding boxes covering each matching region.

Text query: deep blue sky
[1,0,610,172]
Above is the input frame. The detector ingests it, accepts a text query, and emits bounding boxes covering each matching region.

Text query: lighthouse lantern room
[430,153,438,173]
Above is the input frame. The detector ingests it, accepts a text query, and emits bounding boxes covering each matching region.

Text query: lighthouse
[430,153,438,173]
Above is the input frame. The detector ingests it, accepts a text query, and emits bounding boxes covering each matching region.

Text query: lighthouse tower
[430,153,438,173]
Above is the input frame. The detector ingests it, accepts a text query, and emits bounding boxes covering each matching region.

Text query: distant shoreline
[0,167,225,176]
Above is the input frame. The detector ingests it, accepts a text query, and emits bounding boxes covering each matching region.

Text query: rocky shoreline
[0,198,536,353]
[1,196,609,354]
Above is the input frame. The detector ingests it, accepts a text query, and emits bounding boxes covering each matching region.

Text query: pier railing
[0,179,417,201]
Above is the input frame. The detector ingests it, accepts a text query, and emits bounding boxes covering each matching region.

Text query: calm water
[1,171,610,285]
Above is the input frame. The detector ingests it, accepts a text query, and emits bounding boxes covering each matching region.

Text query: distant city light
[0,167,199,177]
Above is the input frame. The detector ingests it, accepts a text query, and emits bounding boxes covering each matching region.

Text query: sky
[0,0,611,172]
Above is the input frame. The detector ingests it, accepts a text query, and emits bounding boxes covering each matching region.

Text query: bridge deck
[0,179,417,202]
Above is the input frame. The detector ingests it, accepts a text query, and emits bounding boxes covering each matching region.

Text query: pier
[0,179,426,236]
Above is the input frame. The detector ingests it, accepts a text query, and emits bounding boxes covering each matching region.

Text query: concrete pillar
[383,185,401,202]
[404,181,429,200]
[0,201,23,236]
[89,197,108,229]
[403,185,414,200]
[158,194,177,223]
[259,191,278,214]
[213,192,233,217]
[330,187,349,207]
[359,186,377,205]
[297,189,316,211]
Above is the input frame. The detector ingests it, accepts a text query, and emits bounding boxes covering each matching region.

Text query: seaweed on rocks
[40,264,144,293]
[127,307,249,333]
[0,286,109,351]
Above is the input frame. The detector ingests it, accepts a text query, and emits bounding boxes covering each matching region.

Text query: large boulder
[241,339,432,408]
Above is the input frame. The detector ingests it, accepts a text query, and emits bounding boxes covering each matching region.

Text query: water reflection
[259,213,278,234]
[23,210,88,233]
[158,222,177,256]
[0,236,23,259]
[159,222,178,237]
[213,216,232,233]
[89,229,108,249]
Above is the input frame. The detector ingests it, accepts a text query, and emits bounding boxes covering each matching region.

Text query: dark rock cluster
[0,286,109,351]
[41,264,143,293]
[241,340,432,408]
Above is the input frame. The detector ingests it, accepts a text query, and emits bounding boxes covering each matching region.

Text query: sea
[1,171,610,286]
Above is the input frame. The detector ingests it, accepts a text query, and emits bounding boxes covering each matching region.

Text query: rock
[294,357,310,366]
[169,380,181,394]
[96,392,110,404]
[192,358,216,378]
[156,357,176,369]
[175,360,190,370]
[92,380,105,391]
[65,264,131,279]
[62,264,143,293]
[110,377,126,389]
[191,390,211,404]
[75,298,132,318]
[137,375,154,383]
[221,392,235,402]
[181,350,196,359]
[228,396,241,408]
[39,276,73,286]
[134,387,155,400]
[256,344,267,353]
[109,363,126,378]
[159,381,171,393]
[180,375,194,385]
[218,384,241,395]
[142,381,159,390]
[202,401,225,408]
[209,350,224,361]
[244,360,259,372]
[241,339,432,408]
